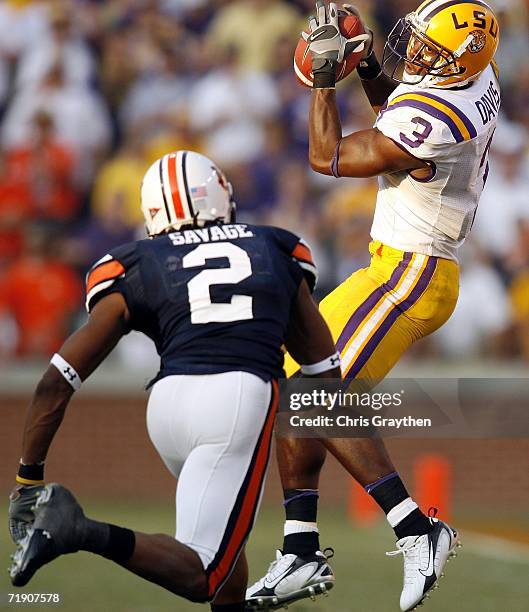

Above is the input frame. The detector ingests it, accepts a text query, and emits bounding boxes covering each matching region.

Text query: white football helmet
[141,150,236,237]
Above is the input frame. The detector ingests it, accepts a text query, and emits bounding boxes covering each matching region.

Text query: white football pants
[146,371,278,598]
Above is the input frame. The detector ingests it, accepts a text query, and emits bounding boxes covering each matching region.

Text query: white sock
[386,497,419,529]
[284,520,319,536]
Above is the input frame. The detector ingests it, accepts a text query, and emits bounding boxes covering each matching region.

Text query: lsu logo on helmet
[382,0,500,88]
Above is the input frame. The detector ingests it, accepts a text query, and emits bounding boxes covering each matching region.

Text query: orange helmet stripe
[167,154,185,220]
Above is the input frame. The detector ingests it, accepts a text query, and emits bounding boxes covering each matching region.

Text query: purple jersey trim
[414,91,477,139]
[422,0,491,21]
[380,99,465,143]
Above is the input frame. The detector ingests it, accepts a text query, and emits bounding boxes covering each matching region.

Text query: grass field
[2,499,529,612]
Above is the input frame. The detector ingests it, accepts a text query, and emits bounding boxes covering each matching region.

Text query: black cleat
[246,548,335,610]
[10,529,59,587]
[9,484,86,587]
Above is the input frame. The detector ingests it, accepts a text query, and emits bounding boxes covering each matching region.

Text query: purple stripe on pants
[335,252,413,354]
[344,256,438,382]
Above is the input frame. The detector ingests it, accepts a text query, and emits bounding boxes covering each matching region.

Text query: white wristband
[50,353,82,391]
[300,352,341,376]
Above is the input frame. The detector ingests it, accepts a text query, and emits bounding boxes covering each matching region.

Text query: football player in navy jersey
[8,151,341,612]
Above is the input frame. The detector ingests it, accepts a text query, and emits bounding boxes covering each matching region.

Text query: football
[294,14,366,88]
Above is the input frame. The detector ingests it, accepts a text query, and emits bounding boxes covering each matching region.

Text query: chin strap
[454,34,474,58]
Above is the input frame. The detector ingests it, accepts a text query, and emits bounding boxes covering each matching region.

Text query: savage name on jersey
[373,62,500,261]
[85,223,317,385]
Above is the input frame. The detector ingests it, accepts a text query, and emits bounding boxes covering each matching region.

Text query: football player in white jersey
[247,1,499,611]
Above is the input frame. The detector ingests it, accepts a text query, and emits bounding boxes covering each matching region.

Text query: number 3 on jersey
[183,243,253,324]
[400,116,433,149]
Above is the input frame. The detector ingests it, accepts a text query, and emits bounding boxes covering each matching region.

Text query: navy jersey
[85,224,317,385]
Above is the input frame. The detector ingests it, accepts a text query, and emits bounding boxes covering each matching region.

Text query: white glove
[302,1,370,64]
[342,4,374,59]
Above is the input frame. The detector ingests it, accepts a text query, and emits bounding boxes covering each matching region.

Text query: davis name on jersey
[373,63,500,260]
[475,78,500,126]
[85,224,317,385]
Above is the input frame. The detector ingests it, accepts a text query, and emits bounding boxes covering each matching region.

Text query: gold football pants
[285,241,459,384]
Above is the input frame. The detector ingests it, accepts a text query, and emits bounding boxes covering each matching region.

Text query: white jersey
[372,64,500,261]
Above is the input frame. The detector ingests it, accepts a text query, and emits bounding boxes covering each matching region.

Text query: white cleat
[245,548,335,610]
[386,514,459,611]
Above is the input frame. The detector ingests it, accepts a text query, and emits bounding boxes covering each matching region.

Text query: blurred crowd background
[0,0,528,367]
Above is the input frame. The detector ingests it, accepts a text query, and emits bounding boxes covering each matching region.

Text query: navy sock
[82,520,135,562]
[103,524,136,562]
[365,473,432,538]
[394,508,433,539]
[282,489,320,556]
[365,472,409,513]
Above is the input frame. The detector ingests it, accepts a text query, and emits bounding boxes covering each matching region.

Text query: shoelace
[386,538,427,586]
[265,554,294,581]
[265,546,335,582]
[385,508,438,558]
[386,540,419,558]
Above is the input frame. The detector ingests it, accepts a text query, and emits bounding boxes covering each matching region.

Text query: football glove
[342,4,374,59]
[8,484,45,543]
[302,1,370,66]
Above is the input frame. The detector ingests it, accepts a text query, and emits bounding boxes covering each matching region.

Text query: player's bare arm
[301,2,429,179]
[358,69,399,113]
[281,276,341,497]
[284,278,340,378]
[309,89,429,178]
[20,293,129,465]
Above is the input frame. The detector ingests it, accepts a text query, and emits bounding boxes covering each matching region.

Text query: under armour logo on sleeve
[63,367,77,383]
[50,354,82,391]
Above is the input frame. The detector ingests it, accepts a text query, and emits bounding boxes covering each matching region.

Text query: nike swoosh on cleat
[418,539,435,578]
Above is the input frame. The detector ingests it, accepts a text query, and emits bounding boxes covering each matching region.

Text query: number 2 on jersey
[183,243,253,324]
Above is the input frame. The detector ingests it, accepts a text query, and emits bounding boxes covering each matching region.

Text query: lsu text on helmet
[382,0,500,88]
[141,150,236,237]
